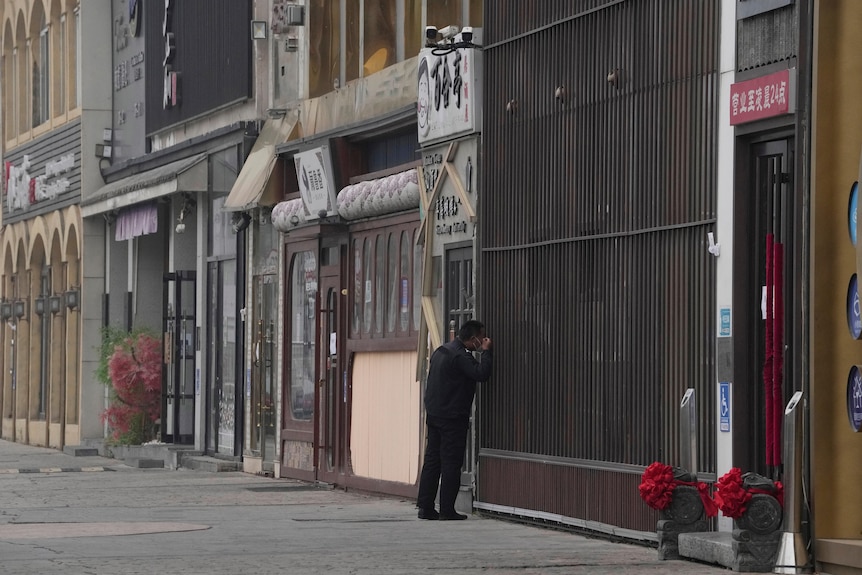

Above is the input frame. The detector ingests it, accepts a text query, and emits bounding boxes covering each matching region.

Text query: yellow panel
[350,350,420,484]
[812,0,862,542]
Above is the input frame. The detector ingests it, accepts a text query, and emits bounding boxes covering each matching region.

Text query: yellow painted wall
[350,351,420,484]
[812,0,862,540]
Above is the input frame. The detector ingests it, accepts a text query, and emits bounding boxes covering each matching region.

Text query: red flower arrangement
[100,332,163,443]
[639,462,718,517]
[713,467,783,519]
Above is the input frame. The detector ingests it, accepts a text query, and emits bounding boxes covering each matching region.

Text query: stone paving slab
[0,439,733,575]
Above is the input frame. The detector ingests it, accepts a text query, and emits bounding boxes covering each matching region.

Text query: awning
[223,110,299,212]
[81,154,208,217]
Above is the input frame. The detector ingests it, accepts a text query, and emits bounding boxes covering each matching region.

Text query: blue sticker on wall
[850,181,858,246]
[848,274,862,340]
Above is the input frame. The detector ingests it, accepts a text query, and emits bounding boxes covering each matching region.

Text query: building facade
[80,0,275,456]
[0,0,109,449]
[261,1,483,498]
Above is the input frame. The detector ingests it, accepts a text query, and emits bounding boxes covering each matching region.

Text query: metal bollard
[773,391,812,574]
[679,388,697,474]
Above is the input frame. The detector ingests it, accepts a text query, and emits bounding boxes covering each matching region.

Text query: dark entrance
[735,137,796,477]
[162,270,196,444]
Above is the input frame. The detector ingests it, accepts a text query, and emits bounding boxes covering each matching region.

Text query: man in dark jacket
[417,320,492,520]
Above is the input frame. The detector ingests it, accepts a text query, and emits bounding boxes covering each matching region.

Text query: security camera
[461,26,473,43]
[425,26,438,41]
[439,25,459,41]
[175,222,186,234]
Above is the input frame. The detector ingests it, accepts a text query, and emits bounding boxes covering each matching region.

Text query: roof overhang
[82,154,209,217]
[223,111,300,212]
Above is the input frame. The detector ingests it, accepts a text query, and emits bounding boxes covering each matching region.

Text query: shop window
[289,251,317,421]
[351,225,421,339]
[400,231,410,332]
[374,234,385,334]
[365,130,420,173]
[352,238,363,335]
[363,238,373,333]
[386,233,398,333]
[413,229,422,331]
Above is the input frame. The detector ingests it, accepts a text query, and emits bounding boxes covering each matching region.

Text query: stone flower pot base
[730,493,783,572]
[657,485,709,560]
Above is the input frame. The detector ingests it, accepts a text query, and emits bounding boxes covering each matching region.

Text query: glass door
[207,260,239,455]
[251,274,277,472]
[316,274,342,484]
[162,271,196,444]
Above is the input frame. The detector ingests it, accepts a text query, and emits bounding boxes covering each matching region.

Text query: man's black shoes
[417,508,439,520]
[438,511,468,520]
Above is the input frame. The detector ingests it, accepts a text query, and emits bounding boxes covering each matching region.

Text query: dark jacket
[424,339,493,420]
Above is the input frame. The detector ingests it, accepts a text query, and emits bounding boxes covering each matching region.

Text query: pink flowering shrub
[99,329,162,444]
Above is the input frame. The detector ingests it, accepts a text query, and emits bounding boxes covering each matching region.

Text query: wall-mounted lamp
[251,20,268,40]
[50,295,63,314]
[13,299,27,319]
[607,69,621,88]
[506,99,518,114]
[176,193,197,234]
[231,212,252,234]
[65,289,79,310]
[0,300,11,320]
[35,297,45,316]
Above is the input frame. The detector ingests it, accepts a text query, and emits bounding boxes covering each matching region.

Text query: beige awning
[223,110,299,212]
[82,154,209,217]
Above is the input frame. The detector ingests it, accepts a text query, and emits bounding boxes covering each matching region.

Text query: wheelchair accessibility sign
[719,382,730,432]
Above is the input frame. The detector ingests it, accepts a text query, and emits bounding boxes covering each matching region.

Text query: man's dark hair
[458,320,485,342]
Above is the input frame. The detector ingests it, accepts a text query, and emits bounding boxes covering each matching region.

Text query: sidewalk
[0,439,731,575]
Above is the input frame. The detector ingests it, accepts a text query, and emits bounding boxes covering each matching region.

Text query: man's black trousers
[416,414,469,514]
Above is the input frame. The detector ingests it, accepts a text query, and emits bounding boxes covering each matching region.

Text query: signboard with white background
[294,145,338,220]
[417,32,483,146]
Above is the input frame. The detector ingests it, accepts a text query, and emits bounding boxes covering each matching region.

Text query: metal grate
[478,0,719,532]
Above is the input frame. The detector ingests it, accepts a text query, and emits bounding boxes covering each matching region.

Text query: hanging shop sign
[729,68,796,125]
[294,145,338,220]
[417,40,483,145]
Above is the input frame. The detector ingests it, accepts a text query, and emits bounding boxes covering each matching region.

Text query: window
[363,0,396,76]
[386,233,398,333]
[374,235,385,333]
[352,238,363,335]
[308,0,340,98]
[307,0,483,98]
[362,238,373,333]
[352,224,421,339]
[70,5,79,110]
[37,21,49,126]
[289,251,317,421]
[54,13,66,118]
